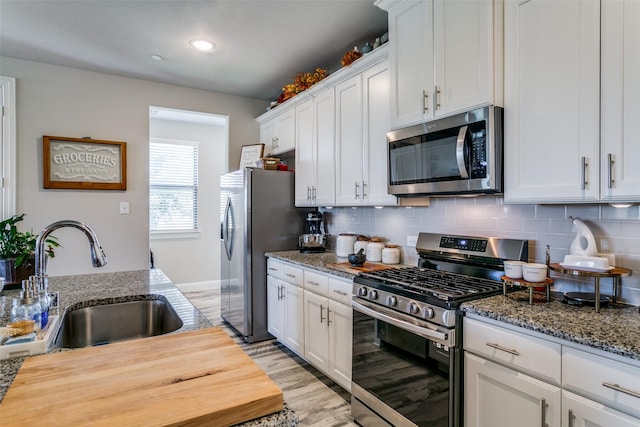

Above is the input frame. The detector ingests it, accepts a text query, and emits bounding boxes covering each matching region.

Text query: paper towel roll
[569,217,598,256]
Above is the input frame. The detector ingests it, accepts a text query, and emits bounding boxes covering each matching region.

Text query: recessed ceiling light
[151,54,163,61]
[190,39,215,52]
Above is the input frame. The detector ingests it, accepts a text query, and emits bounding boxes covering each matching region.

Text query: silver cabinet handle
[422,89,429,113]
[327,308,332,326]
[320,304,325,323]
[602,382,640,399]
[277,284,282,301]
[307,280,319,287]
[568,409,574,427]
[435,86,441,111]
[268,267,278,272]
[608,153,615,189]
[486,342,520,356]
[355,181,360,199]
[285,273,296,278]
[312,186,317,201]
[333,290,347,296]
[307,186,311,201]
[581,156,588,190]
[362,181,367,199]
[540,398,547,427]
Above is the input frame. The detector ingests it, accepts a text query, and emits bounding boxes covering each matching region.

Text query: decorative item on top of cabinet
[376,0,503,129]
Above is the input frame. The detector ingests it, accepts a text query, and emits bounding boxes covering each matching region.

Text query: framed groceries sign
[43,136,127,190]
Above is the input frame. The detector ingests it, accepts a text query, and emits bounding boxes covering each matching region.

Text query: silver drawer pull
[486,342,520,356]
[540,398,547,427]
[307,280,319,286]
[602,382,640,399]
[268,267,278,271]
[333,290,348,296]
[285,273,296,278]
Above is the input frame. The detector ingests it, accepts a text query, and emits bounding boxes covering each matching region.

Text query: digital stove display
[439,236,487,252]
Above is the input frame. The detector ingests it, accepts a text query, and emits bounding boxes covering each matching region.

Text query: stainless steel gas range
[351,233,528,427]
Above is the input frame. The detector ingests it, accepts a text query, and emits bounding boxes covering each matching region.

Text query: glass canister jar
[336,233,357,257]
[366,237,385,262]
[382,244,401,264]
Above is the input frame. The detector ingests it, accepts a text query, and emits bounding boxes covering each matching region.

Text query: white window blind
[149,139,198,232]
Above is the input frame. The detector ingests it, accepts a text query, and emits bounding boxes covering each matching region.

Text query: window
[149,138,199,234]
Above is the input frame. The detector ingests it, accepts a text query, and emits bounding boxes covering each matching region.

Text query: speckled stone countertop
[267,250,640,364]
[462,292,640,362]
[0,269,298,426]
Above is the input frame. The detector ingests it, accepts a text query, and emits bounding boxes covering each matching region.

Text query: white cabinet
[335,60,397,206]
[563,391,640,427]
[379,0,502,129]
[600,0,640,203]
[464,316,640,426]
[303,274,352,391]
[465,352,561,427]
[504,0,640,204]
[295,89,335,207]
[266,260,304,356]
[260,106,295,156]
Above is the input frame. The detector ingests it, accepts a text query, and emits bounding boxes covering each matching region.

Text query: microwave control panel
[470,129,487,179]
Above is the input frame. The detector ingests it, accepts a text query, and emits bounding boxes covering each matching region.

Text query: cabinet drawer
[283,264,304,286]
[328,277,352,305]
[303,270,329,296]
[563,347,640,418]
[463,318,561,384]
[267,259,283,279]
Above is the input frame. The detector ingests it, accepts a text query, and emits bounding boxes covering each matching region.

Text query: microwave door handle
[456,125,470,179]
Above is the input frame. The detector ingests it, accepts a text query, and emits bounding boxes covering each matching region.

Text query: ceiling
[0,0,388,102]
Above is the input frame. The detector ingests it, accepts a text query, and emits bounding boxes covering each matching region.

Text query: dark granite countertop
[0,269,298,426]
[267,250,640,364]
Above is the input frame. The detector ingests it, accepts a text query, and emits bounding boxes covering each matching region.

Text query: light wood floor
[182,289,357,427]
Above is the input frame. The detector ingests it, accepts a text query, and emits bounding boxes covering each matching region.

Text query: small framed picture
[239,143,265,169]
[43,135,127,190]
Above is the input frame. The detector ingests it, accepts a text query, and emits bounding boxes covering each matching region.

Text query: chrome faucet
[35,220,107,276]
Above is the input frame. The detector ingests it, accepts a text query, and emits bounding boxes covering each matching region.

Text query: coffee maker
[298,210,326,253]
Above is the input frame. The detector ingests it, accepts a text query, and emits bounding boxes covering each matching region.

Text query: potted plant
[0,214,59,285]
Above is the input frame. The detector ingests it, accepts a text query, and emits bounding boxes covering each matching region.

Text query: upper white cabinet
[505,0,640,204]
[259,106,295,156]
[600,0,640,203]
[378,0,503,129]
[335,60,397,206]
[295,90,336,207]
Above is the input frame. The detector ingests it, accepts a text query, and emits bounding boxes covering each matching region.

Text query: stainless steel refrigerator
[220,168,301,342]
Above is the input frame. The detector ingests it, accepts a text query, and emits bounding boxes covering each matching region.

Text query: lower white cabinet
[464,352,561,427]
[464,317,640,426]
[267,258,352,391]
[266,276,304,356]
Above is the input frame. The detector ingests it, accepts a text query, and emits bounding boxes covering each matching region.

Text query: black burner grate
[359,266,503,302]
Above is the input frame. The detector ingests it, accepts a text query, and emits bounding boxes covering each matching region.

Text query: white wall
[322,198,640,305]
[0,56,266,277]
[149,117,225,285]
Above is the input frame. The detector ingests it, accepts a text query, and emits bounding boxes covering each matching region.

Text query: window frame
[149,137,200,239]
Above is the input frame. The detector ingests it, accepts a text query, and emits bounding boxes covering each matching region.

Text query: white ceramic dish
[503,260,525,279]
[561,254,611,271]
[522,263,547,282]
[559,263,614,273]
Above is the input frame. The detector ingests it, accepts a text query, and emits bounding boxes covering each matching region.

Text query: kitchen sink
[55,295,183,348]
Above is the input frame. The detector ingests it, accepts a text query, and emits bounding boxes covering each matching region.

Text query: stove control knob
[423,307,435,319]
[386,296,398,307]
[408,302,420,315]
[368,290,378,300]
[357,287,368,297]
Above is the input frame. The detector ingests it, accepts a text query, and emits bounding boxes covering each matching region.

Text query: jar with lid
[366,237,385,262]
[382,245,401,264]
[336,233,357,257]
[354,235,370,255]
[10,280,42,333]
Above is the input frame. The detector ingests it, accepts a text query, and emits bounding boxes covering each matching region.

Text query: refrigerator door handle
[223,196,233,260]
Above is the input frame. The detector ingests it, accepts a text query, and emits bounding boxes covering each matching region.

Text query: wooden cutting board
[326,261,396,275]
[0,328,283,427]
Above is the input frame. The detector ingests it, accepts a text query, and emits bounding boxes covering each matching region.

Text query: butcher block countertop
[1,328,283,426]
[0,270,298,426]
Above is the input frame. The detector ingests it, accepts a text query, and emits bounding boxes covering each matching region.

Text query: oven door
[352,298,460,427]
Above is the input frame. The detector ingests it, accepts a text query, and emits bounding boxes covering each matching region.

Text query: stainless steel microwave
[387,106,503,197]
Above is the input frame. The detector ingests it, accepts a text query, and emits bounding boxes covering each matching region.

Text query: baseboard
[174,280,220,292]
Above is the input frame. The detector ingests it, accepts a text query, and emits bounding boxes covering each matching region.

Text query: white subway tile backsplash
[320,197,640,305]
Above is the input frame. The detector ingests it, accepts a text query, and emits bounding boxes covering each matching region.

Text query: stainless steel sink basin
[55,295,183,348]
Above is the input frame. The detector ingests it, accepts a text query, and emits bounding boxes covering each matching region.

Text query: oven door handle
[352,299,451,346]
[456,125,470,179]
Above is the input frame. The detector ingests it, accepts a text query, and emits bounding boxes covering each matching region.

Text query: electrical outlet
[120,201,130,215]
[406,235,418,247]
